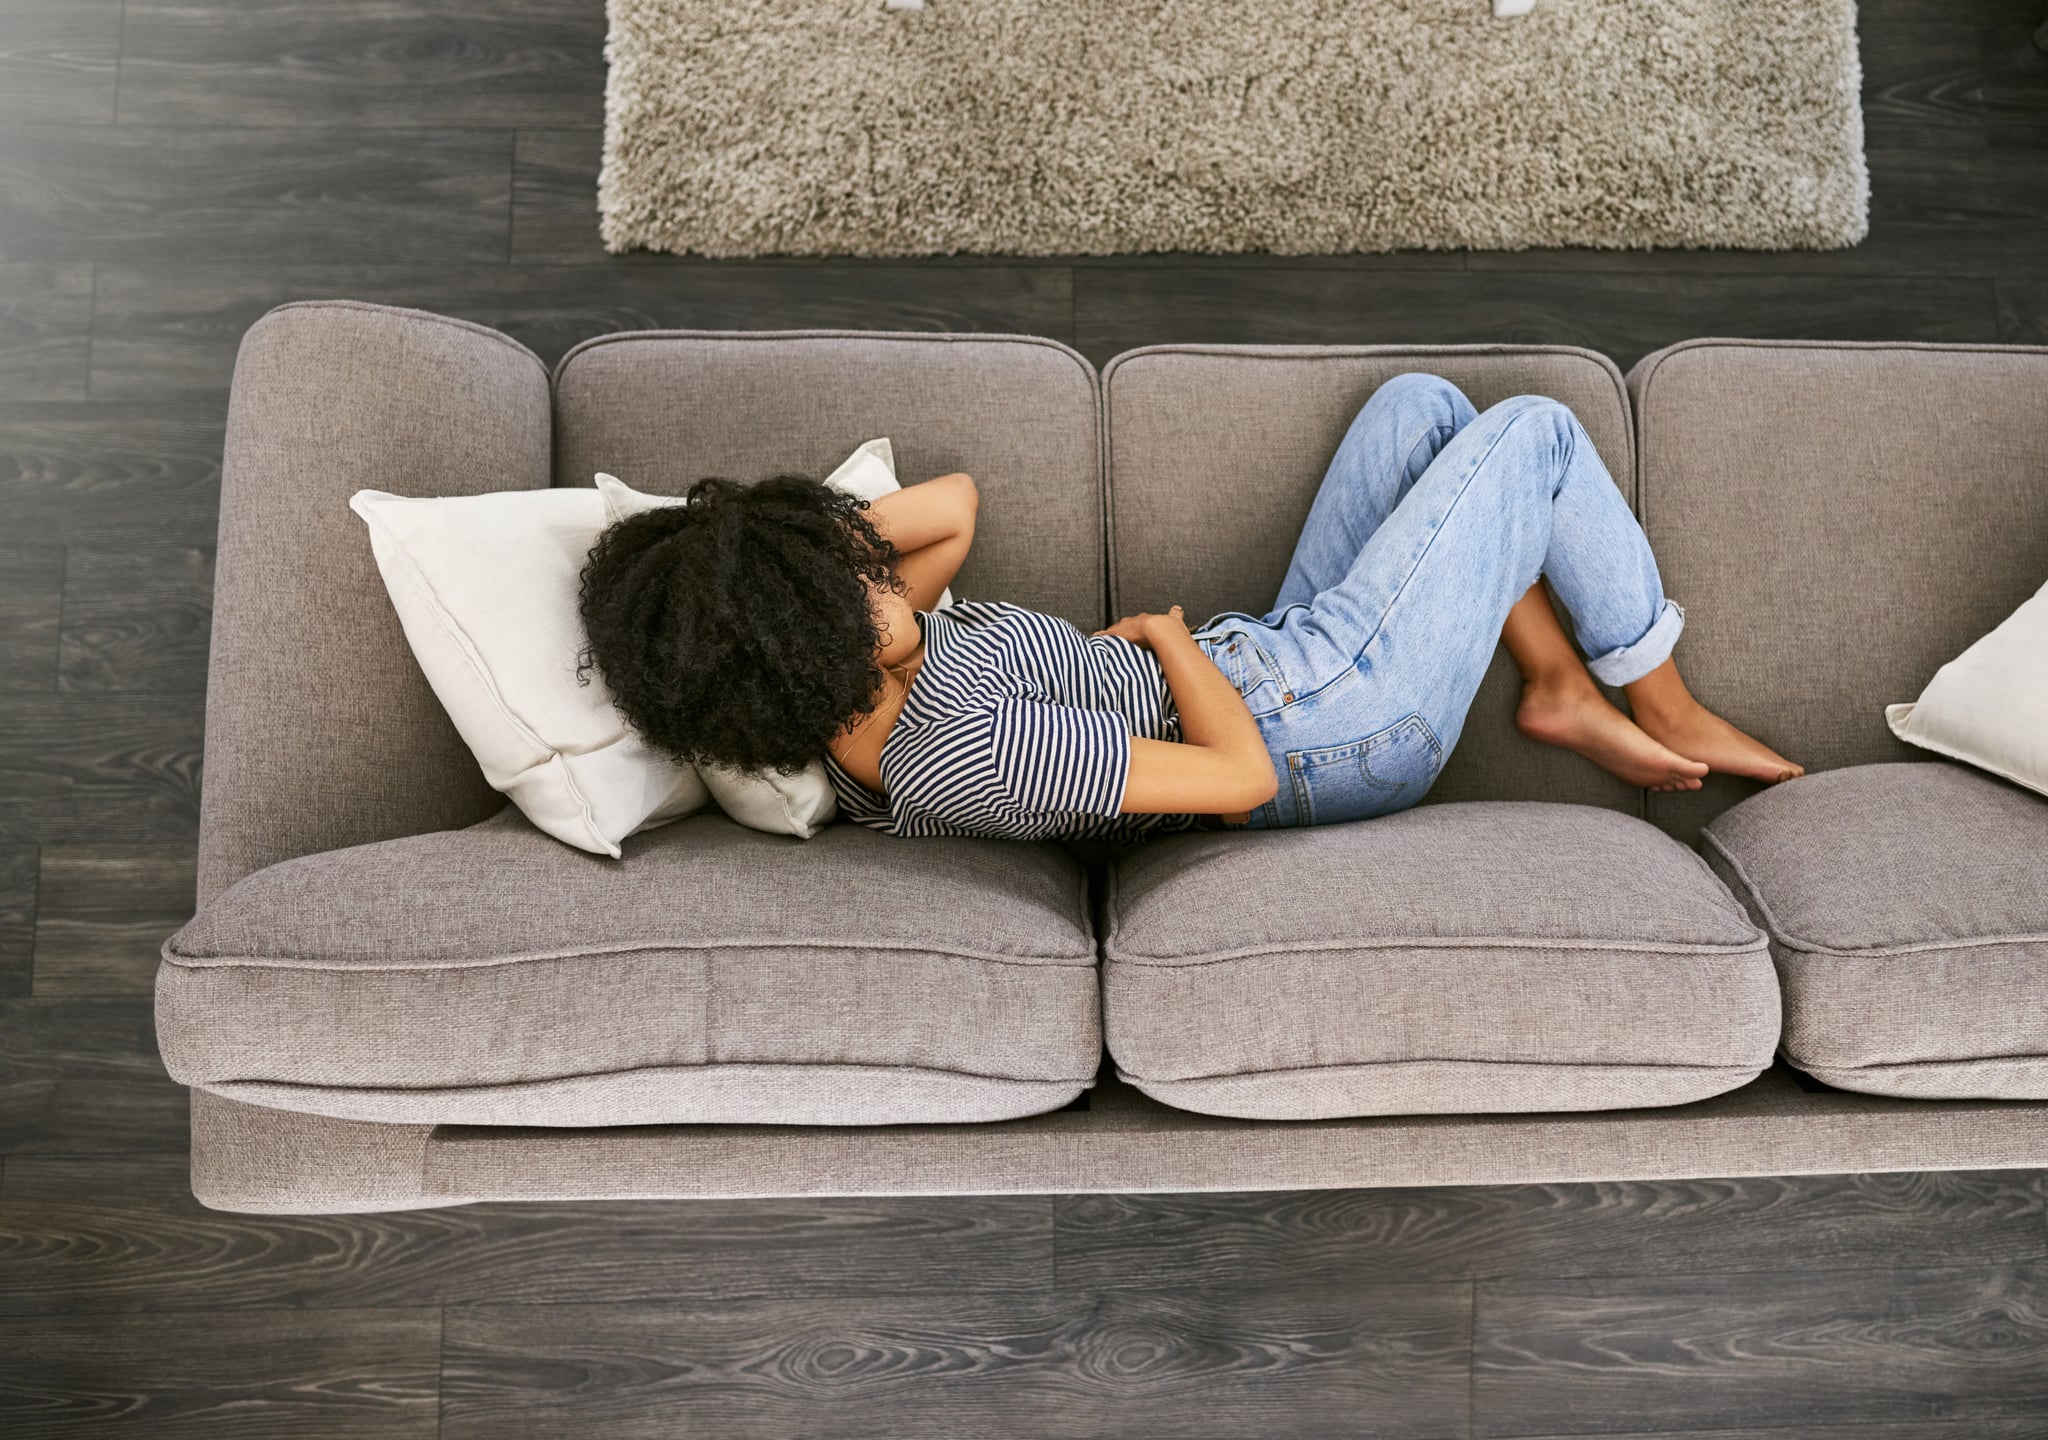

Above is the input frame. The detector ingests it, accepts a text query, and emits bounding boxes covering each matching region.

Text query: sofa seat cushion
[1102,802,1777,1120]
[1702,762,2048,1099]
[158,808,1102,1127]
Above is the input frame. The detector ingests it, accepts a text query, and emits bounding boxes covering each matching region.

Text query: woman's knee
[1359,372,1476,429]
[1484,393,1575,426]
[1481,395,1582,459]
[1466,396,1583,500]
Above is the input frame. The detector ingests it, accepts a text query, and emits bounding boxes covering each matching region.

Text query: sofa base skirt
[191,1064,2048,1214]
[199,1064,1092,1128]
[1114,1060,1766,1120]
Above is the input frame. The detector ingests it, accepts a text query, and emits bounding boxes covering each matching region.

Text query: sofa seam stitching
[1675,837,1767,931]
[1639,336,2048,360]
[551,328,1098,394]
[259,299,548,376]
[164,940,1100,972]
[1773,931,2048,960]
[1697,827,1795,938]
[200,1059,1104,1094]
[1114,1057,1769,1085]
[1102,935,1772,967]
[1790,1053,2048,1077]
[1099,341,1119,625]
[1099,342,1628,365]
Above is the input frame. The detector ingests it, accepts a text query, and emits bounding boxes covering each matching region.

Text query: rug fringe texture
[598,0,1869,258]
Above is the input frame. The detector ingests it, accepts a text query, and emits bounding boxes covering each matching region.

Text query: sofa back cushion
[552,331,1107,630]
[1631,340,2048,843]
[1103,344,1639,811]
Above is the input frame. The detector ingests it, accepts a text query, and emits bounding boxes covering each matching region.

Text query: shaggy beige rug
[598,0,1867,257]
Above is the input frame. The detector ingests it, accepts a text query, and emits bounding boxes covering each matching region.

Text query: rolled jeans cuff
[1586,599,1685,687]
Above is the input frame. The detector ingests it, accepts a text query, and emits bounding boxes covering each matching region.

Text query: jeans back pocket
[1287,713,1444,827]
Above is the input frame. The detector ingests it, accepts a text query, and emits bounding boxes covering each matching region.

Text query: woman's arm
[862,473,977,611]
[1111,608,1279,815]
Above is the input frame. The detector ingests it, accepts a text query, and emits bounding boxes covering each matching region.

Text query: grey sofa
[157,302,2048,1213]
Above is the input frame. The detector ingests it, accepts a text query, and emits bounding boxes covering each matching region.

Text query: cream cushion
[595,438,956,838]
[347,486,710,858]
[1887,576,2048,799]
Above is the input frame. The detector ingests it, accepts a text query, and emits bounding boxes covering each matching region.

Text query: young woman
[577,373,1800,841]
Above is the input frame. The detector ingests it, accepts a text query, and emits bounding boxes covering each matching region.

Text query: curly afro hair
[574,473,908,776]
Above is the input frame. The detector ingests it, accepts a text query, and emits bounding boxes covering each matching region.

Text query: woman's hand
[1093,605,1186,651]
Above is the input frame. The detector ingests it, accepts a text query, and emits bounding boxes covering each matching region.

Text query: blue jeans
[1188,373,1685,829]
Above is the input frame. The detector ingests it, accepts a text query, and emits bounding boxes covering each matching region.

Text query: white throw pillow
[1886,576,2048,799]
[348,487,711,858]
[594,438,955,838]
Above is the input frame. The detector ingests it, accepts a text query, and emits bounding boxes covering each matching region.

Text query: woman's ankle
[1520,664,1599,701]
[1621,657,1695,722]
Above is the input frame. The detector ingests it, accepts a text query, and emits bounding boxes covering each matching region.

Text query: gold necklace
[847,657,914,744]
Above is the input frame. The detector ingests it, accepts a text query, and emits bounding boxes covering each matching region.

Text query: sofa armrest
[197,301,551,906]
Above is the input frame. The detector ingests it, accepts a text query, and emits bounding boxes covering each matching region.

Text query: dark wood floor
[3,1,2047,1435]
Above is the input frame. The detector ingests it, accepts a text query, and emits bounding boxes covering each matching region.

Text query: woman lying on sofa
[575,373,1802,840]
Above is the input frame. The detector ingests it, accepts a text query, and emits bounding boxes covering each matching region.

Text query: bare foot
[1517,674,1712,791]
[1631,693,1805,785]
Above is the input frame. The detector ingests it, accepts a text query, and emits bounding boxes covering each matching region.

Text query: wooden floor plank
[0,0,122,126]
[0,404,224,547]
[0,263,92,402]
[1073,268,2000,371]
[1866,143,2048,241]
[511,127,603,263]
[1857,21,1992,152]
[1996,278,2048,343]
[0,126,512,265]
[1858,0,2039,18]
[116,0,606,129]
[0,1306,441,1438]
[0,846,34,1000]
[87,261,1078,397]
[1458,146,2048,282]
[57,547,213,695]
[1457,228,2039,279]
[1982,15,2048,149]
[0,1156,1054,1312]
[30,844,193,997]
[0,998,187,1155]
[1057,1173,2048,1292]
[441,1289,1472,1440]
[0,695,202,845]
[1473,1262,2048,1435]
[0,547,63,693]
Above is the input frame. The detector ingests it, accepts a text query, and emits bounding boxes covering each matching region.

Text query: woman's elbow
[1240,755,1280,809]
[939,471,979,509]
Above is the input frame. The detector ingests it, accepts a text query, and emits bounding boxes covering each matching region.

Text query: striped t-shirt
[822,600,1207,842]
